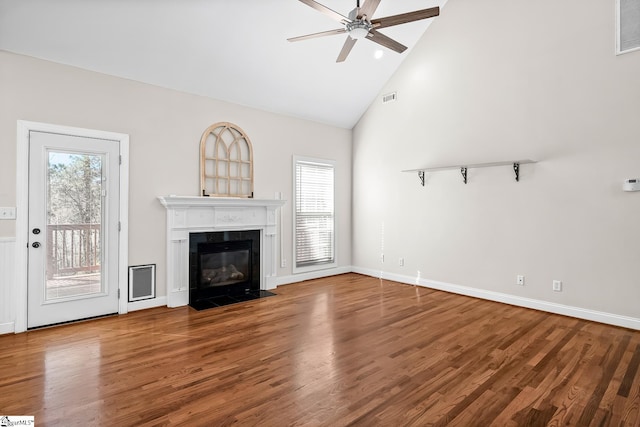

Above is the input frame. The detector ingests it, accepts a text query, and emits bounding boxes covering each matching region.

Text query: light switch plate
[623,179,640,192]
[0,207,16,219]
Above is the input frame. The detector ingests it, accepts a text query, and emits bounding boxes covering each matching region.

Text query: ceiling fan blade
[371,7,440,29]
[367,30,407,53]
[358,0,381,19]
[299,0,351,23]
[288,28,346,42]
[336,36,357,62]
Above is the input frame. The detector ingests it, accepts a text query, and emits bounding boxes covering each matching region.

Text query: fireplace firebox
[189,230,274,310]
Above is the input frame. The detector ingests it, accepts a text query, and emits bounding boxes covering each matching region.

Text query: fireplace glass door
[200,247,250,288]
[189,230,261,309]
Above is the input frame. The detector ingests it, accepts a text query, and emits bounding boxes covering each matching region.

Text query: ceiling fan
[288,0,440,62]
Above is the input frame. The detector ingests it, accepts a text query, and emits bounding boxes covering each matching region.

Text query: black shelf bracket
[513,162,520,182]
[461,167,468,184]
[418,171,425,186]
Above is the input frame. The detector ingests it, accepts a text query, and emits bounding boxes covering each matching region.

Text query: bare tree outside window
[47,152,103,285]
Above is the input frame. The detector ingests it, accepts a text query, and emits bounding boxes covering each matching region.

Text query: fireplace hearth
[189,230,275,310]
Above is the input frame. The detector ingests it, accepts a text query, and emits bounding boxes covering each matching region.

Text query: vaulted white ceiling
[0,0,444,128]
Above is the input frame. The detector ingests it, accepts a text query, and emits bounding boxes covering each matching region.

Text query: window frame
[292,155,337,274]
[616,0,640,55]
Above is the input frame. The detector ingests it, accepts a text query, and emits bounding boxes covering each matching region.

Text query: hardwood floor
[1,273,639,426]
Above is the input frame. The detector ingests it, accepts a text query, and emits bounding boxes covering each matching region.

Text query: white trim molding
[275,266,352,287]
[352,266,640,331]
[0,238,16,334]
[128,296,167,312]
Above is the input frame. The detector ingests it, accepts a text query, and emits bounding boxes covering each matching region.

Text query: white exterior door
[27,131,120,328]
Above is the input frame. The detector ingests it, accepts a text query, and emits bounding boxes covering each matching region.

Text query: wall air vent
[128,264,156,301]
[382,92,397,103]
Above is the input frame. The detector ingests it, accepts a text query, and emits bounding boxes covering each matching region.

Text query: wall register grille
[382,92,397,103]
[128,264,155,301]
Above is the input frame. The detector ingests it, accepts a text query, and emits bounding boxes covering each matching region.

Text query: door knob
[32,242,41,248]
[32,228,41,234]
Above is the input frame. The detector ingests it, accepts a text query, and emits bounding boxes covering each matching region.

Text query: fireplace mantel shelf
[158,196,286,209]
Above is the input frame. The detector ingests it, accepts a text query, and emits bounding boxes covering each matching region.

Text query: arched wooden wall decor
[200,122,254,198]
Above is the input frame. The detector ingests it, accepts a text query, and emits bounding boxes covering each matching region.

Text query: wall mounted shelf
[403,159,536,186]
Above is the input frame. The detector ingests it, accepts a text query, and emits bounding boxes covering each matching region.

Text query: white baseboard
[0,322,15,335]
[352,266,640,331]
[127,296,168,312]
[274,266,353,287]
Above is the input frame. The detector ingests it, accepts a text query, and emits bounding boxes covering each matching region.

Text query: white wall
[0,51,352,308]
[353,0,640,320]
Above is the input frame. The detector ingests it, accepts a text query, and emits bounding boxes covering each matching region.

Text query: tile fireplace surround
[158,196,286,307]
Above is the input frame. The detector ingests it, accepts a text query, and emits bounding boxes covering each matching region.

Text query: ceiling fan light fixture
[347,20,372,40]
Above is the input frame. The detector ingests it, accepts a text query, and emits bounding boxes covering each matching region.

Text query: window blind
[619,0,640,53]
[295,160,335,268]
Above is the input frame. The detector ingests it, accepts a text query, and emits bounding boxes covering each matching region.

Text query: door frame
[15,120,129,332]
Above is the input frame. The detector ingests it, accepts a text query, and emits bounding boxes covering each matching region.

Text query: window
[617,0,640,54]
[293,157,336,273]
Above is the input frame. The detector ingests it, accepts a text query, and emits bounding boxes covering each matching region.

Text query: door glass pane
[46,151,104,300]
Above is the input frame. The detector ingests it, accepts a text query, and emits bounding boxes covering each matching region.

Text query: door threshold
[27,312,118,331]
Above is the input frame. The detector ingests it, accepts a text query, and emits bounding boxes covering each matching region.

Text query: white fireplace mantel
[158,196,286,307]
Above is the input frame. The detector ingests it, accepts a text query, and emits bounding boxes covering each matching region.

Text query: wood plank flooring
[1,273,640,426]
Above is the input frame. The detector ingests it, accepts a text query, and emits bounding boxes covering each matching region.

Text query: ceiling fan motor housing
[346,20,372,39]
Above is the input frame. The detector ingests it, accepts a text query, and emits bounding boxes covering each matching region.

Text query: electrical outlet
[0,207,16,220]
[516,275,525,286]
[282,259,287,268]
[380,254,385,263]
[553,280,562,292]
[399,258,404,266]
